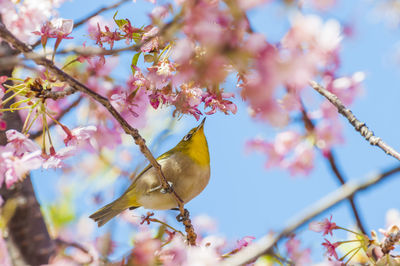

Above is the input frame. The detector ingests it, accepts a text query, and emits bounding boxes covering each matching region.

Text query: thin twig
[300,104,367,235]
[55,238,94,264]
[0,23,197,245]
[310,81,400,162]
[220,165,400,266]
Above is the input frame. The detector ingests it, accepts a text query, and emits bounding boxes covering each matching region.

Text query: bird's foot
[176,208,190,222]
[148,181,173,193]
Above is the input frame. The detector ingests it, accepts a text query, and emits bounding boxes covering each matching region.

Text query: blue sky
[30,0,400,262]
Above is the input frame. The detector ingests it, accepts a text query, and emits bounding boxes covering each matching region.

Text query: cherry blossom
[5,129,40,156]
[309,216,338,236]
[322,239,340,260]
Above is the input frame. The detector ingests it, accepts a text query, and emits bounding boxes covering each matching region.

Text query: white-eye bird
[89,118,210,227]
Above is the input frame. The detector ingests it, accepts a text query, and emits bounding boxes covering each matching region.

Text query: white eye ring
[184,133,192,141]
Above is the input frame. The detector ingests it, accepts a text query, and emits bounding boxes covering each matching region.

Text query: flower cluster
[0,127,96,189]
[310,214,400,264]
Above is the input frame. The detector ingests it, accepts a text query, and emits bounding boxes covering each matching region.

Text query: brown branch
[220,165,400,266]
[300,104,367,235]
[326,151,367,235]
[0,22,197,245]
[310,81,400,161]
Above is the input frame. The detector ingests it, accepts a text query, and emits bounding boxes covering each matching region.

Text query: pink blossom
[141,26,159,53]
[245,139,284,168]
[32,18,73,48]
[285,237,311,266]
[5,129,40,156]
[1,149,43,188]
[42,146,76,169]
[0,0,65,43]
[203,91,237,115]
[322,239,340,260]
[159,236,187,266]
[0,236,11,266]
[302,0,337,11]
[63,125,97,147]
[171,38,195,64]
[236,236,256,250]
[130,230,161,266]
[87,56,118,77]
[283,142,315,176]
[309,216,338,236]
[324,72,365,106]
[238,0,271,10]
[314,121,344,152]
[193,214,217,235]
[275,131,302,155]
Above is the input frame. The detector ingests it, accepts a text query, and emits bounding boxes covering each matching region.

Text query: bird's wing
[127,152,172,190]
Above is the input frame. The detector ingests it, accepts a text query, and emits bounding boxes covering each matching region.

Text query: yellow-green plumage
[89,118,210,227]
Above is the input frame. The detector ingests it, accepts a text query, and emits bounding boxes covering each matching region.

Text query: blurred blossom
[193,214,218,235]
[6,129,40,156]
[0,0,66,43]
[314,121,344,152]
[283,142,315,176]
[285,237,311,265]
[1,149,42,188]
[300,0,337,11]
[238,0,272,10]
[236,236,256,250]
[0,237,11,266]
[130,230,161,266]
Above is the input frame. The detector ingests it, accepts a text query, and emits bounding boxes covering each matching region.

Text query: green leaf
[113,11,128,29]
[131,52,141,74]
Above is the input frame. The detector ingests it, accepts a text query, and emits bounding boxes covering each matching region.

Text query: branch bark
[310,81,400,161]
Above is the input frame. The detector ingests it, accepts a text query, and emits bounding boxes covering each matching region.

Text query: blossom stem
[337,227,363,236]
[343,246,361,265]
[25,110,40,133]
[149,217,184,236]
[2,86,26,106]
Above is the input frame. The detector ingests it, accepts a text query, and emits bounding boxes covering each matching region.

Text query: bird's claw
[160,181,173,194]
[149,181,173,194]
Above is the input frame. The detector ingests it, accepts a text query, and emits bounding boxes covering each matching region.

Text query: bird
[89,118,210,227]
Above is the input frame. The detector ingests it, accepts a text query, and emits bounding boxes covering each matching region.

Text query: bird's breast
[135,152,210,210]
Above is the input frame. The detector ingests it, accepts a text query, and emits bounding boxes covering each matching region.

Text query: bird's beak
[197,117,206,130]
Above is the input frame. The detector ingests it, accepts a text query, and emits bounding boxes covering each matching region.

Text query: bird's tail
[89,196,136,227]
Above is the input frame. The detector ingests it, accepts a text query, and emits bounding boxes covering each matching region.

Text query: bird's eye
[184,133,192,141]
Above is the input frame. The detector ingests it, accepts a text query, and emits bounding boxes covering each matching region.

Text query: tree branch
[310,81,400,161]
[220,165,400,266]
[0,22,197,245]
[300,104,367,235]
